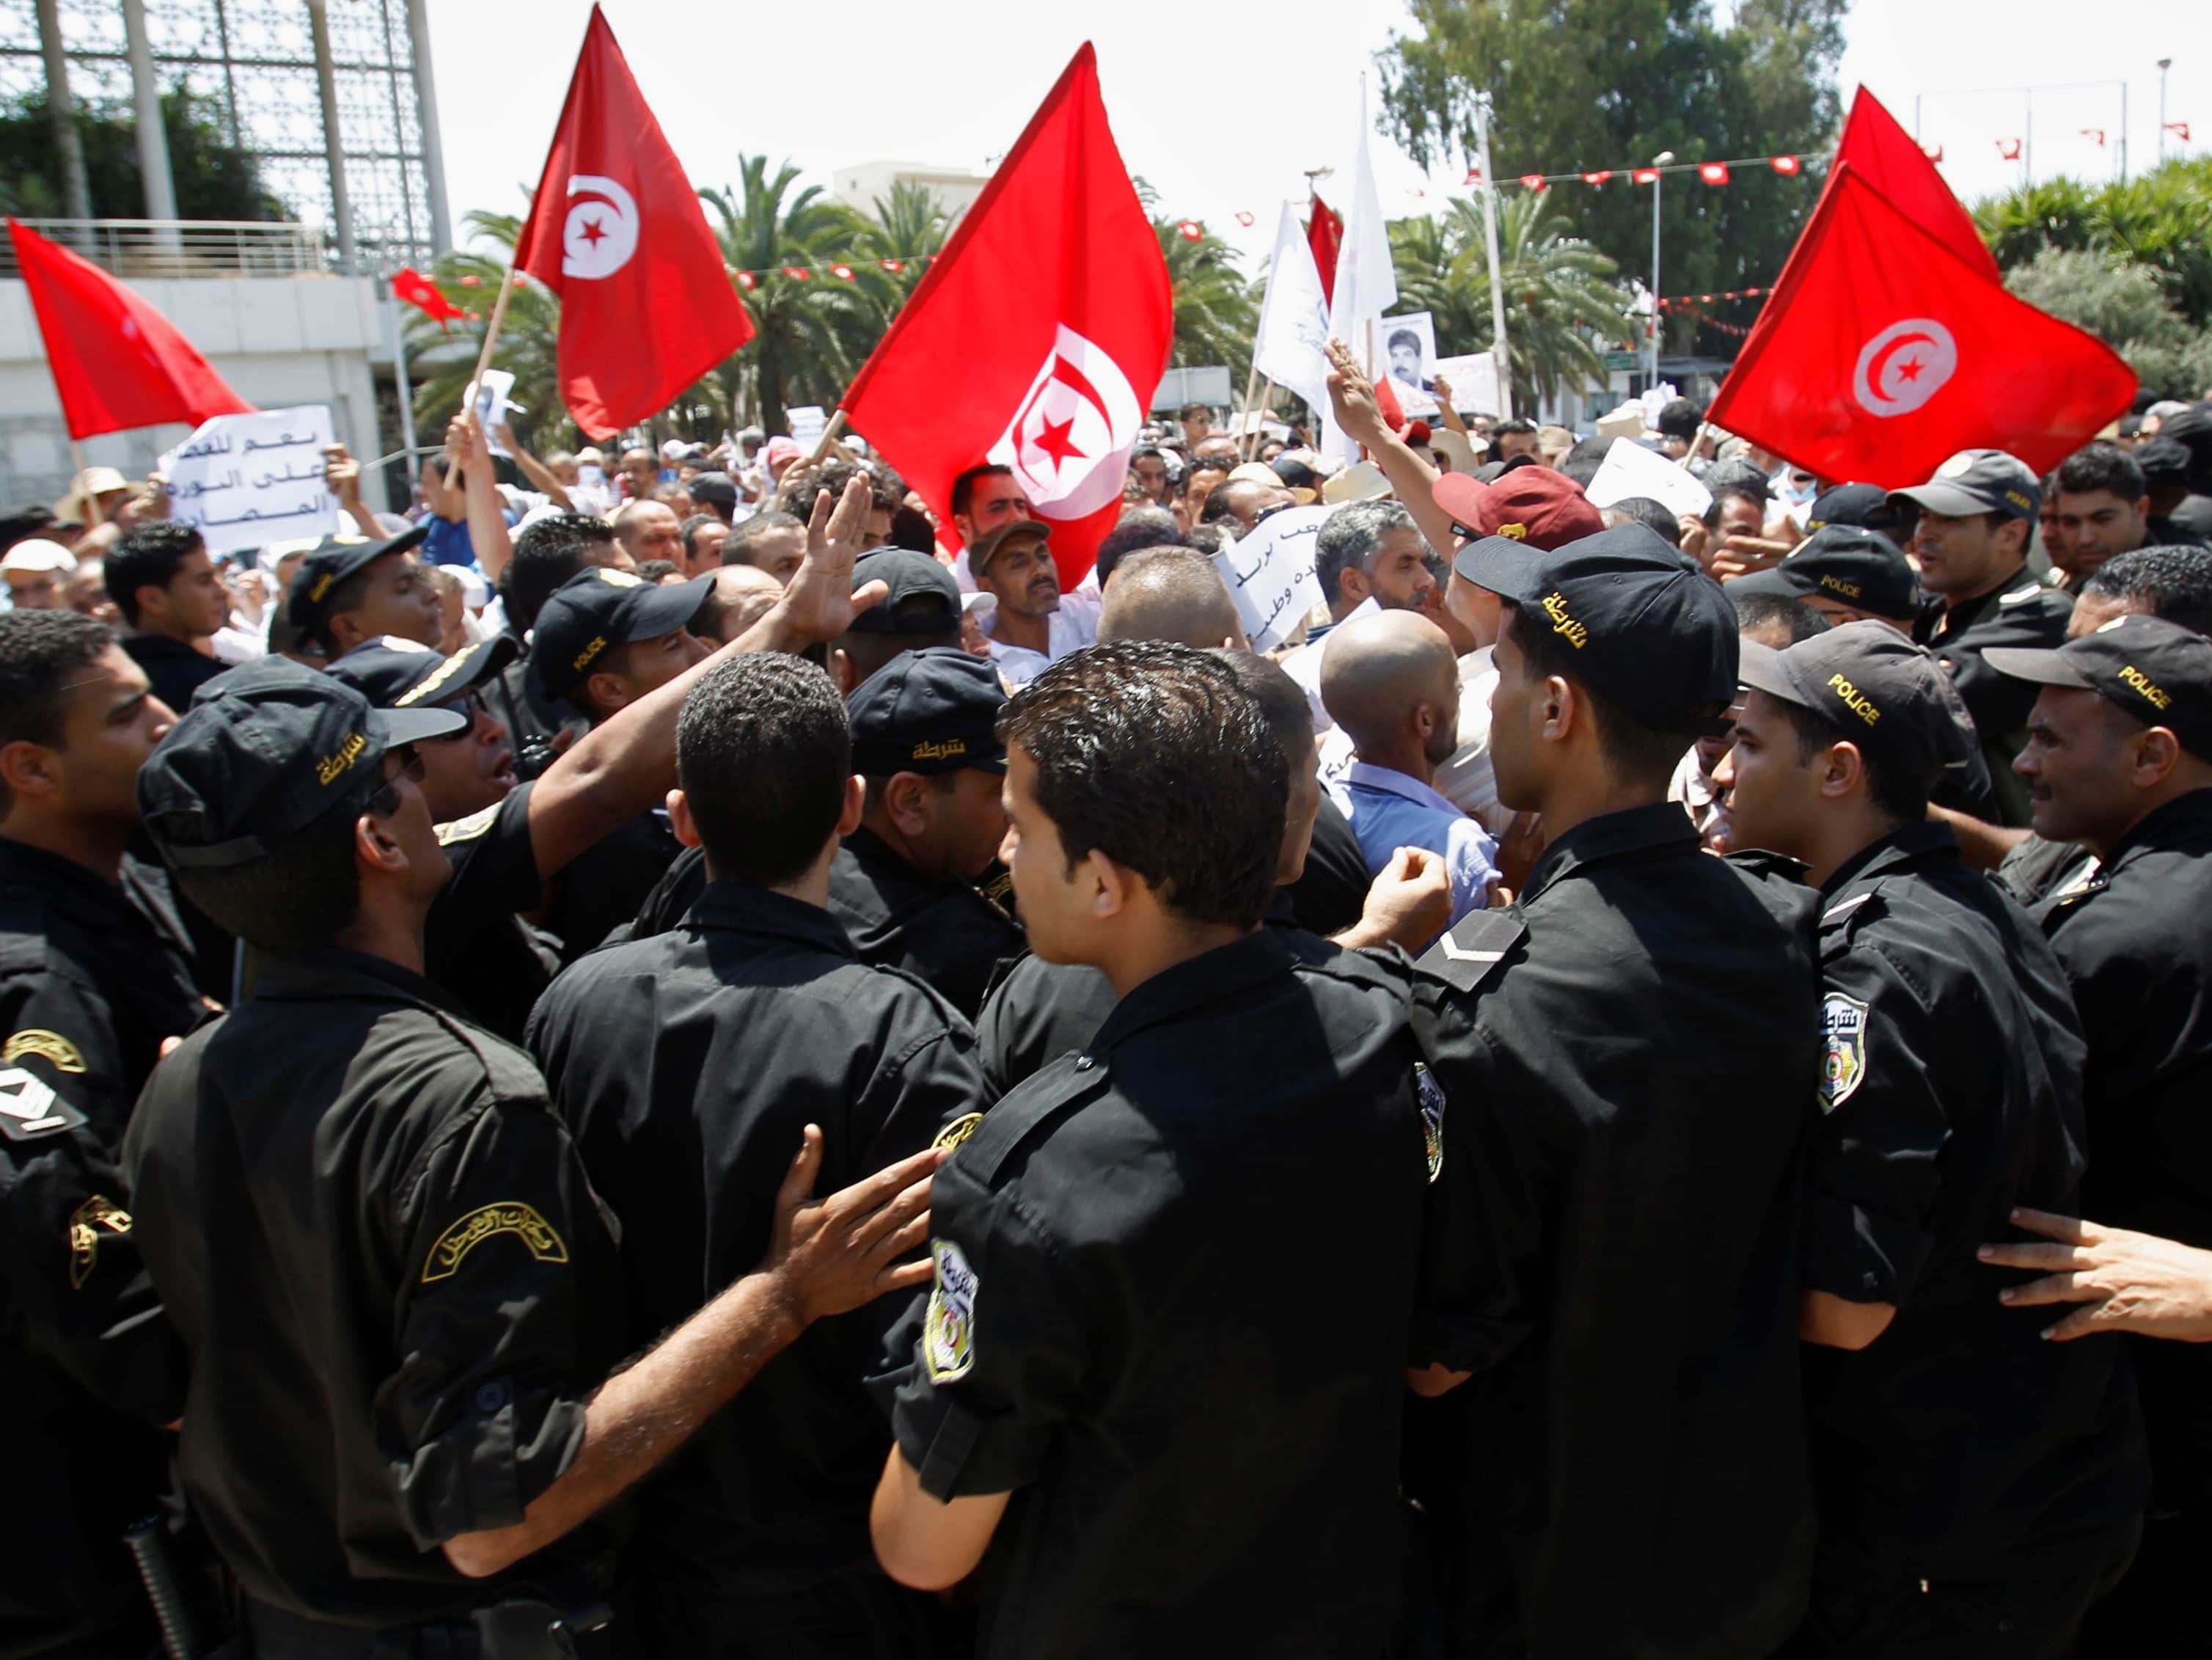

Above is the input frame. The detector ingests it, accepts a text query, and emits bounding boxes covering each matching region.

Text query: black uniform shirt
[527,881,984,1593]
[888,928,1432,1660]
[1994,831,2100,909]
[544,807,681,965]
[1915,571,2073,826]
[1797,824,2144,1575]
[2033,786,2212,1505]
[825,827,1026,1020]
[122,632,229,714]
[0,837,198,1653]
[1281,792,1369,937]
[424,782,558,1043]
[1412,803,1821,1660]
[122,947,627,1630]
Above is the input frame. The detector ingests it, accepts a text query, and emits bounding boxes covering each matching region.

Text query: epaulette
[1416,908,1527,995]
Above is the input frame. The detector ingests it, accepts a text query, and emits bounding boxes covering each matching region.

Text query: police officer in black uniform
[827,546,964,696]
[1894,450,2074,826]
[1985,615,2212,1646]
[0,611,197,1657]
[285,524,445,657]
[1409,524,1822,1659]
[122,657,939,1659]
[1723,622,2145,1653]
[482,513,632,767]
[529,651,984,1656]
[871,641,1439,1659]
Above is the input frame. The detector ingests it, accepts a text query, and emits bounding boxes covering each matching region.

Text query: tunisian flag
[9,219,252,439]
[841,44,1171,587]
[1706,164,2135,485]
[513,6,752,439]
[1828,86,1999,283]
[392,267,464,332]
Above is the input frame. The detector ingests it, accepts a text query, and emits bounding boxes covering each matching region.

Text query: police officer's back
[872,643,1436,1659]
[0,613,195,1657]
[529,652,984,1654]
[1726,624,2145,1652]
[1410,527,1821,1659]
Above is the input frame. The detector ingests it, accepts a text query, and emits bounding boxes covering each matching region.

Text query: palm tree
[1974,156,2212,329]
[1155,217,1259,387]
[405,210,574,448]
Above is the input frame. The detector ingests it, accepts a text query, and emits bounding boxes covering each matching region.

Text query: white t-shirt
[984,589,1102,688]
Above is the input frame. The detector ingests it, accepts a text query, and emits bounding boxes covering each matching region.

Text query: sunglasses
[425,690,486,739]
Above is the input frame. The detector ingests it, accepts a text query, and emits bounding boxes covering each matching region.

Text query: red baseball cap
[1432,465,1604,551]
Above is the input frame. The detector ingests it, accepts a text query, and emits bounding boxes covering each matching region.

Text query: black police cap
[847,548,962,636]
[285,523,431,635]
[1986,613,2212,761]
[137,657,464,871]
[1806,482,1906,536]
[2136,436,2194,489]
[530,567,713,701]
[687,472,739,512]
[1456,522,1738,730]
[325,632,520,711]
[1738,621,1974,788]
[1725,525,1921,623]
[847,646,1009,778]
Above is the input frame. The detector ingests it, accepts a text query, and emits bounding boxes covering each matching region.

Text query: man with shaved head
[1319,609,1498,932]
[1096,547,1245,648]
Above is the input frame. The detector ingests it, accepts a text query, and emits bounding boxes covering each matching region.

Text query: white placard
[1379,312,1440,415]
[1211,502,1334,652]
[472,369,519,458]
[160,405,341,556]
[1429,352,1501,416]
[1583,436,1713,522]
[787,405,827,447]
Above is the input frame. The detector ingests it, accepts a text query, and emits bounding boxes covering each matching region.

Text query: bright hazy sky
[426,0,2208,288]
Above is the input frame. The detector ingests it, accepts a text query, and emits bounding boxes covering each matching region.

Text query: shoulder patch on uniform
[1415,1062,1446,1183]
[67,1194,131,1289]
[420,1202,569,1283]
[1417,909,1527,993]
[4,1029,84,1072]
[1998,584,2045,607]
[0,1065,87,1141]
[1821,893,1873,926]
[932,1111,984,1155]
[1819,992,1870,1112]
[923,1238,978,1383]
[434,804,502,847]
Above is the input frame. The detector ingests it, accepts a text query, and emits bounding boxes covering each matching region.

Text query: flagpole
[385,290,420,510]
[466,261,519,403]
[68,441,103,527]
[1251,379,1275,459]
[1472,89,1515,420]
[804,409,849,466]
[1235,361,1261,458]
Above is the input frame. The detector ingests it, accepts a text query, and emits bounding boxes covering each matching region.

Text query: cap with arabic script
[847,646,1008,777]
[1985,613,2212,761]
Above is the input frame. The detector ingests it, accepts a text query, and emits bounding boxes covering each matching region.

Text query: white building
[829,161,989,220]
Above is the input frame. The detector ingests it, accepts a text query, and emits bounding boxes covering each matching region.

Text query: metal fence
[0,219,329,279]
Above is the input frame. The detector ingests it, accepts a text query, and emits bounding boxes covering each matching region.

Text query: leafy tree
[1975,157,2212,331]
[0,84,281,222]
[1157,217,1259,386]
[2003,246,2212,401]
[1374,0,1845,343]
[404,210,571,447]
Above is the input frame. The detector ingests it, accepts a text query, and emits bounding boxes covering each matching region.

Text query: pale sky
[426,0,2208,290]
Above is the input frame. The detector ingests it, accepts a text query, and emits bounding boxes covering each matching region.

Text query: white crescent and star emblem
[1852,318,1958,418]
[987,325,1142,522]
[561,174,640,281]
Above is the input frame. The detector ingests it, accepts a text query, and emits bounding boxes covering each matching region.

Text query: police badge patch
[923,1238,978,1384]
[1819,993,1869,1112]
[1414,1063,1446,1183]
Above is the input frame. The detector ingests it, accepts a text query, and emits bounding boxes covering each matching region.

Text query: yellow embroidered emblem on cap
[933,1112,984,1154]
[1818,575,1862,600]
[572,635,609,673]
[309,572,337,602]
[1826,673,1881,726]
[316,731,367,784]
[4,1030,84,1072]
[597,569,644,588]
[2118,666,2172,709]
[67,1194,131,1290]
[1540,590,1588,649]
[1498,522,1528,541]
[912,739,967,761]
[395,648,475,706]
[421,1202,569,1284]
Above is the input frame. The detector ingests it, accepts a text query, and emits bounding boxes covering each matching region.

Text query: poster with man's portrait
[1379,312,1440,414]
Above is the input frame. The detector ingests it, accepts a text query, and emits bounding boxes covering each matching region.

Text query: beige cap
[1321,460,1392,505]
[53,466,129,523]
[1430,428,1479,474]
[1,538,76,574]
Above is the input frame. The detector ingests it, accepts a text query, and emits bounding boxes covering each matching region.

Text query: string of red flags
[1459,150,1829,191]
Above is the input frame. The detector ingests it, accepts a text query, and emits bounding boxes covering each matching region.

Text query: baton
[123,1515,203,1660]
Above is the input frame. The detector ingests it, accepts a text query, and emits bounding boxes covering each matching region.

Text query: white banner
[787,405,828,447]
[1215,502,1335,651]
[1584,436,1713,522]
[160,405,341,556]
[1429,352,1502,417]
[1253,202,1333,423]
[472,369,519,458]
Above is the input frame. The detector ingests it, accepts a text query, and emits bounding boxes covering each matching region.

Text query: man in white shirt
[973,519,1099,689]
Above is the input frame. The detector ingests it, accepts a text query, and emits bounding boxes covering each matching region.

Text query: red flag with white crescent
[841,45,1171,587]
[513,6,752,439]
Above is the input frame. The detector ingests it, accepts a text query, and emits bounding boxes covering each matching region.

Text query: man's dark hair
[2055,442,2147,504]
[1094,508,1184,585]
[1198,481,1243,527]
[1655,398,1705,442]
[0,612,112,819]
[1501,601,1718,785]
[722,510,805,567]
[505,512,617,630]
[632,559,681,585]
[1487,418,1539,463]
[0,506,59,555]
[103,520,205,627]
[676,652,850,885]
[1702,478,1773,532]
[783,459,905,519]
[178,772,403,956]
[678,513,723,563]
[1768,695,1927,826]
[1209,647,1316,768]
[2081,546,2212,635]
[999,640,1286,929]
[1388,328,1419,354]
[951,463,1014,519]
[1605,495,1685,545]
[1559,435,1614,489]
[1730,590,1834,643]
[1314,500,1413,603]
[1179,401,1212,422]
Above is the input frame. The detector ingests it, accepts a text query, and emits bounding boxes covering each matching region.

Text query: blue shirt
[1327,761,1499,937]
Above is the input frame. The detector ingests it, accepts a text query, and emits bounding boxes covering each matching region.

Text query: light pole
[1648,150,1674,392]
[2160,59,2174,164]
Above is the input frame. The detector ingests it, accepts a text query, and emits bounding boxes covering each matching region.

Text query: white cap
[1,538,76,574]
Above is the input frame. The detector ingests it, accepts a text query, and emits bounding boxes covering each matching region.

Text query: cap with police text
[326,632,519,710]
[1806,482,1907,537]
[531,567,712,701]
[969,519,1052,582]
[847,646,1008,777]
[1737,621,1974,786]
[848,548,962,635]
[137,656,464,870]
[1436,466,1605,552]
[1889,449,2041,522]
[1985,613,2212,760]
[1457,522,1737,729]
[1724,525,1921,623]
[286,523,431,637]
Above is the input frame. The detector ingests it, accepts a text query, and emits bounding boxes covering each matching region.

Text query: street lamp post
[2160,59,2174,164]
[1648,150,1674,392]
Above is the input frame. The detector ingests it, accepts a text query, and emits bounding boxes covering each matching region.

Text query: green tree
[0,84,281,221]
[2003,246,2212,400]
[404,210,573,447]
[1157,217,1259,385]
[1375,0,1845,341]
[1975,156,2212,330]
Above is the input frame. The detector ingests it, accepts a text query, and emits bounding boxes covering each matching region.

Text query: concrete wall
[0,273,394,516]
